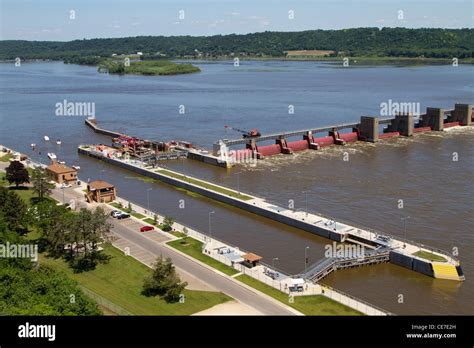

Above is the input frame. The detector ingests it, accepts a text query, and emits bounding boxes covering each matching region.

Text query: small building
[86,180,116,203]
[242,252,263,268]
[46,163,77,184]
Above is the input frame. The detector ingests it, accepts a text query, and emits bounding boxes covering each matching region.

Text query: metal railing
[79,286,132,316]
[261,195,457,262]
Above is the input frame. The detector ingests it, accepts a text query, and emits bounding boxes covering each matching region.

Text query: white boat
[72,165,81,170]
[56,139,62,145]
[30,143,36,149]
[44,136,50,141]
[58,160,66,165]
[47,152,57,160]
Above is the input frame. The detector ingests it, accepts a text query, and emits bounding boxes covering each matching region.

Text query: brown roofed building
[46,163,77,184]
[86,180,116,203]
[242,252,263,268]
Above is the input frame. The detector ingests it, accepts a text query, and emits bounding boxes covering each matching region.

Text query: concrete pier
[447,103,472,126]
[358,116,379,142]
[421,108,445,131]
[78,144,464,282]
[384,113,414,136]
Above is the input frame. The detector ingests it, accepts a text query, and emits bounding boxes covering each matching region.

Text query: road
[0,159,296,315]
[49,183,296,315]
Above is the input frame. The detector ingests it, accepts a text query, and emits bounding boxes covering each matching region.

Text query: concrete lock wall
[389,251,414,270]
[78,148,345,241]
[186,152,228,168]
[412,258,434,278]
[389,251,434,277]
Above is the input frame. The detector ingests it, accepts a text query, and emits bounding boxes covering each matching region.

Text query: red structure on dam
[216,103,473,160]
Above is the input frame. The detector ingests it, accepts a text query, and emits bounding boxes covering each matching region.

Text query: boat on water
[44,136,50,141]
[31,143,36,150]
[58,160,66,165]
[56,139,62,145]
[47,152,56,160]
[72,165,81,170]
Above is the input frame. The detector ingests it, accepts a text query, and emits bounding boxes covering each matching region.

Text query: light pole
[302,191,311,217]
[304,246,310,273]
[208,211,215,239]
[146,188,152,212]
[401,216,410,248]
[272,257,279,269]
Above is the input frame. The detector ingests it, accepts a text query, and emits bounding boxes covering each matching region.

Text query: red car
[139,225,154,232]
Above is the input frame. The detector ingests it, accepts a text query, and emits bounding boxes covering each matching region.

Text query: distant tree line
[1,27,473,61]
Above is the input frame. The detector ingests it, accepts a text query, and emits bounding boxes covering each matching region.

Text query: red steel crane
[224,125,261,138]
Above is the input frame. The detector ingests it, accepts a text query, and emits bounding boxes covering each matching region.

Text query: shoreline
[1,56,473,66]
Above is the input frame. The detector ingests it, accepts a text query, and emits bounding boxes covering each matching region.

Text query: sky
[0,0,472,41]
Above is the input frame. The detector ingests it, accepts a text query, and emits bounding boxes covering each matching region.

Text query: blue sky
[1,0,472,41]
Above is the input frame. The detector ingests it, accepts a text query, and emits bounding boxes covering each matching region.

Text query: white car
[60,183,72,189]
[111,210,122,218]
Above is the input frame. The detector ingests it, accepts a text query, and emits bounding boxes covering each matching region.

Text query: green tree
[142,256,187,303]
[0,212,101,315]
[5,161,29,188]
[162,216,175,232]
[31,167,54,200]
[66,207,112,272]
[0,187,28,231]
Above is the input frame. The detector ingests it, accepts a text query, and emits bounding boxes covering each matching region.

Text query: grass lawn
[39,245,231,315]
[236,274,361,316]
[131,212,146,219]
[0,170,38,205]
[109,202,145,219]
[167,237,238,276]
[0,153,13,162]
[109,202,123,210]
[157,169,253,201]
[170,231,187,239]
[143,218,158,225]
[413,250,447,262]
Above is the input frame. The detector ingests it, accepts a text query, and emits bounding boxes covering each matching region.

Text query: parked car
[140,226,154,232]
[117,213,130,219]
[110,210,122,218]
[60,183,72,188]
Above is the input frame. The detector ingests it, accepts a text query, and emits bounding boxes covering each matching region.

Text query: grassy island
[99,59,200,76]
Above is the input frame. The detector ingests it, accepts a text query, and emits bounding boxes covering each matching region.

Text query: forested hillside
[1,27,473,60]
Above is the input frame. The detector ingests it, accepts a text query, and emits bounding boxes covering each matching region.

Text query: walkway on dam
[302,247,391,283]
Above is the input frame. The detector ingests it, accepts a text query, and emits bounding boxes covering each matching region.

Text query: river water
[0,60,472,315]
